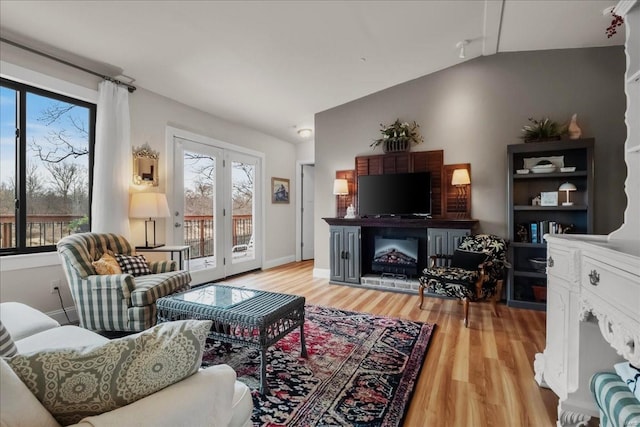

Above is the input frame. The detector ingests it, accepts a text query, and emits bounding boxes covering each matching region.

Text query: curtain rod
[1,37,137,93]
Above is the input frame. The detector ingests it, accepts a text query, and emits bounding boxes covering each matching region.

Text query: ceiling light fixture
[456,40,469,59]
[297,128,313,138]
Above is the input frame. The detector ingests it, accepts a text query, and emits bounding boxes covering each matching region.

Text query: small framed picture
[540,191,558,206]
[271,177,290,204]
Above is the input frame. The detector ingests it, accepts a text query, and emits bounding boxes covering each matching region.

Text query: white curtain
[91,80,131,238]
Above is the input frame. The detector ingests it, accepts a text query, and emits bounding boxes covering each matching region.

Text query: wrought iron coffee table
[156,283,307,393]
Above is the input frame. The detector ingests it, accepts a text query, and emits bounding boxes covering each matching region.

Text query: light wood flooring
[222,260,558,427]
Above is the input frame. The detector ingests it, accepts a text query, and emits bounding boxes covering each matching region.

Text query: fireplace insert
[371,237,419,277]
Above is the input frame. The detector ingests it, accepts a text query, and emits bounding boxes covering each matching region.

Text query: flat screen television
[358,172,431,217]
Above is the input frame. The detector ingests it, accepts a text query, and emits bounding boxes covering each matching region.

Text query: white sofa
[0,302,253,427]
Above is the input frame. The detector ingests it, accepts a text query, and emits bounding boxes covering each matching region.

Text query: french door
[172,136,261,284]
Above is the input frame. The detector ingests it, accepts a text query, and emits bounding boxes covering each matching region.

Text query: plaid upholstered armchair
[418,234,509,327]
[57,233,191,332]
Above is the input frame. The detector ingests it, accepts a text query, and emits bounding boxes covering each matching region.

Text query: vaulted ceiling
[0,1,624,144]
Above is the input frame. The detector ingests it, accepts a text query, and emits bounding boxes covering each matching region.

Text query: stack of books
[527,221,568,243]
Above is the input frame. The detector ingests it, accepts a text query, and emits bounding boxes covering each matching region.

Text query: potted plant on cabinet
[371,119,423,153]
[520,117,565,143]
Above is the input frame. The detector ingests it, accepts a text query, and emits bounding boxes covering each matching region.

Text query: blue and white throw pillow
[615,361,640,400]
[115,254,152,277]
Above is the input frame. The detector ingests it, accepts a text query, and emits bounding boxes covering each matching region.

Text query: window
[0,78,96,255]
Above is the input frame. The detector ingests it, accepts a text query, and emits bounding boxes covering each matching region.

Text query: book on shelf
[530,223,539,243]
[528,220,564,243]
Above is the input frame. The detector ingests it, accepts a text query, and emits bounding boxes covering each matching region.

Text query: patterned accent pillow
[114,253,151,276]
[92,253,122,275]
[0,320,18,357]
[8,319,212,426]
[450,249,489,271]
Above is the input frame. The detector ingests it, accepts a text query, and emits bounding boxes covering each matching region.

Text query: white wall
[0,42,298,315]
[296,139,314,163]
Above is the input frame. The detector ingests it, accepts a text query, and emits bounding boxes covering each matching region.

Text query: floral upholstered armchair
[418,234,509,327]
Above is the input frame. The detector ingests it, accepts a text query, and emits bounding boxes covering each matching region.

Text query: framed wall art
[271,177,290,204]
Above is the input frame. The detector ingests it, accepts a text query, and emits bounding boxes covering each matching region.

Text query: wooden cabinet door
[448,229,469,252]
[343,226,360,283]
[329,226,345,282]
[427,228,449,260]
[329,225,361,284]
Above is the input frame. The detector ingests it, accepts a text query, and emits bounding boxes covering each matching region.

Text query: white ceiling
[0,1,623,144]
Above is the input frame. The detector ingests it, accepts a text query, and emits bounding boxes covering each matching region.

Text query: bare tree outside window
[0,81,94,253]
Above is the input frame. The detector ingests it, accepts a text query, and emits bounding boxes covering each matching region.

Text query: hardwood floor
[222,260,558,426]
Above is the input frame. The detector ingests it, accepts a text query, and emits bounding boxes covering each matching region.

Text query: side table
[135,245,190,270]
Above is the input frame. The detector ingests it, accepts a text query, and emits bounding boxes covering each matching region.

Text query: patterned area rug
[201,305,435,427]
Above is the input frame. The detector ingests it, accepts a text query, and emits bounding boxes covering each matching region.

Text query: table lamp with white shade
[559,182,577,206]
[451,168,471,217]
[129,192,171,248]
[333,179,348,197]
[333,178,355,218]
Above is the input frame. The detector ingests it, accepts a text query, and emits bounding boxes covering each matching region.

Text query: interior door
[173,137,225,284]
[301,164,314,260]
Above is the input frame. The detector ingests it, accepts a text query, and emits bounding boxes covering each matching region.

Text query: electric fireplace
[371,237,419,277]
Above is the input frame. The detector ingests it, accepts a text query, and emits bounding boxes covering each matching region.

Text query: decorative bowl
[516,169,530,174]
[560,167,576,172]
[531,164,556,174]
[528,257,547,272]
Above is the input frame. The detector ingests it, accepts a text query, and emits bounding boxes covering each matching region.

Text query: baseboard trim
[46,306,78,326]
[313,268,330,279]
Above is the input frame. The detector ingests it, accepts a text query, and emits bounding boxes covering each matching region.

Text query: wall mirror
[133,143,159,186]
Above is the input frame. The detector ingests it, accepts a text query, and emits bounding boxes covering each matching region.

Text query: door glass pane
[0,86,17,249]
[231,160,254,263]
[183,150,216,269]
[25,93,90,247]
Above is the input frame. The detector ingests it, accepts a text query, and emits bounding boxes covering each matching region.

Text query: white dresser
[534,3,640,425]
[534,235,640,426]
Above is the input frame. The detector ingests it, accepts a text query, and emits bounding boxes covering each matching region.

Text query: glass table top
[174,285,258,309]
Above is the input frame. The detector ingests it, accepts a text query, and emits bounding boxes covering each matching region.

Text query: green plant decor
[520,117,566,142]
[69,215,89,232]
[371,119,423,149]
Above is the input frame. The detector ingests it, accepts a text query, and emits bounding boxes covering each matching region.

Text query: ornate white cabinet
[534,2,640,425]
[535,236,640,426]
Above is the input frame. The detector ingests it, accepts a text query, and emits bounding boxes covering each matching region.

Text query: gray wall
[314,47,627,272]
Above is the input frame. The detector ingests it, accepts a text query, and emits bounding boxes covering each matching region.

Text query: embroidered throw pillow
[615,361,640,400]
[0,320,18,357]
[114,253,151,276]
[8,319,212,426]
[450,249,489,271]
[92,253,122,275]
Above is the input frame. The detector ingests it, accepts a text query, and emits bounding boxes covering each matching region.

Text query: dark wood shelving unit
[507,138,594,311]
[513,205,588,211]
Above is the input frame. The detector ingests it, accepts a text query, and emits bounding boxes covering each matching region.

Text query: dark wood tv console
[323,217,478,292]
